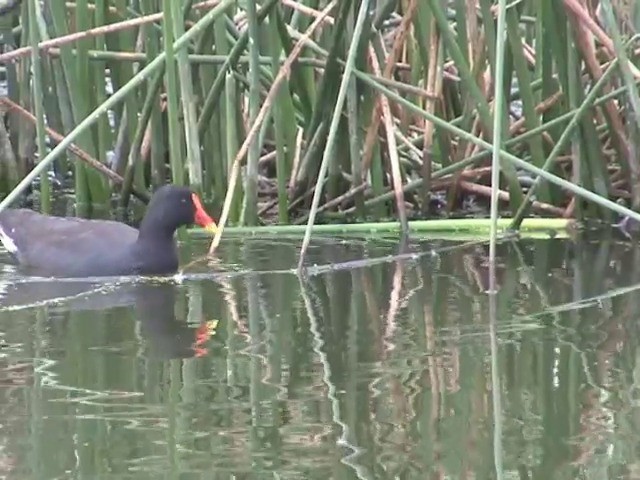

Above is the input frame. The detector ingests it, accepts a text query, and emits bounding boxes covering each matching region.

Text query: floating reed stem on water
[0,1,637,250]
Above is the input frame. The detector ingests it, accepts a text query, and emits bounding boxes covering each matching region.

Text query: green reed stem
[510,53,624,227]
[196,0,278,140]
[224,71,242,223]
[171,0,203,189]
[119,68,164,210]
[0,0,235,214]
[298,0,369,270]
[28,0,49,212]
[162,0,183,185]
[244,0,261,225]
[356,73,640,225]
[489,0,508,266]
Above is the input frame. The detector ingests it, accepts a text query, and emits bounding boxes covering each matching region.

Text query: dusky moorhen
[0,185,217,277]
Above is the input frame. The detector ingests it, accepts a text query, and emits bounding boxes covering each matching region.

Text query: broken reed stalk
[207,0,338,255]
[192,217,573,238]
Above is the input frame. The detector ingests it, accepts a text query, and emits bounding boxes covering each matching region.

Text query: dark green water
[0,234,639,479]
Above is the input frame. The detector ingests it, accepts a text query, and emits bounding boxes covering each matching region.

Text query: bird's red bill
[191,193,217,233]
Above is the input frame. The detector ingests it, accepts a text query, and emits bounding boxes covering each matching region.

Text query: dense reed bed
[0,0,638,231]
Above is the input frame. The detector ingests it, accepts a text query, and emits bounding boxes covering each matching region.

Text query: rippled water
[0,233,640,479]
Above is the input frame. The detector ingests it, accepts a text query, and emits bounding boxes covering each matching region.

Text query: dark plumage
[0,185,217,277]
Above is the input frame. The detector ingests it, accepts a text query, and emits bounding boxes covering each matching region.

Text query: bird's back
[0,209,141,277]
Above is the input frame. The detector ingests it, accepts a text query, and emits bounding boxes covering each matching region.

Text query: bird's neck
[137,227,176,244]
[137,211,177,242]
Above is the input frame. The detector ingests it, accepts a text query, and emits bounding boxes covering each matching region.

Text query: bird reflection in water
[0,279,220,360]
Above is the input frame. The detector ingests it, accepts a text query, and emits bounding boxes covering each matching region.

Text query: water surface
[0,234,639,479]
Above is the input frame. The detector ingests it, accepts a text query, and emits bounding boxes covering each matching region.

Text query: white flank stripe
[0,224,18,254]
